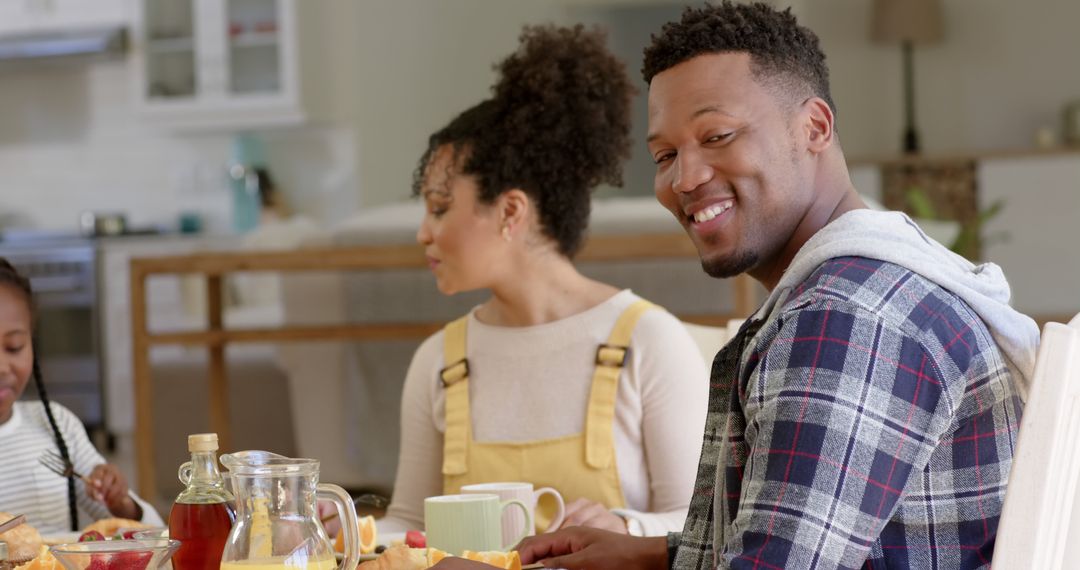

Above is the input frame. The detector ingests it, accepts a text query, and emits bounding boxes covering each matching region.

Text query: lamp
[871,0,945,154]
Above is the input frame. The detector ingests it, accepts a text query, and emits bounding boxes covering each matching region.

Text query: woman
[379,25,708,538]
[0,259,163,535]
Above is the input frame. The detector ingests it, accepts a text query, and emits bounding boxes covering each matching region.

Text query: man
[508,2,1039,569]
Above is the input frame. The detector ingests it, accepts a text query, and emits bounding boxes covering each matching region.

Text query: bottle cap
[188,433,219,453]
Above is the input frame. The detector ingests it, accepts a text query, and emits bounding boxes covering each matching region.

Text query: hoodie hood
[756,209,1040,400]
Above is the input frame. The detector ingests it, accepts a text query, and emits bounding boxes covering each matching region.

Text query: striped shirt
[0,401,162,535]
[671,257,1022,569]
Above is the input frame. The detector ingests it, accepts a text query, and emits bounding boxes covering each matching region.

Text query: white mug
[461,482,566,543]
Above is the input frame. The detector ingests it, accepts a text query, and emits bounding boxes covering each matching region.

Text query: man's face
[647,52,815,279]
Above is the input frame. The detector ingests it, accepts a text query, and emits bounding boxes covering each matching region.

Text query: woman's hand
[89,464,142,520]
[558,499,628,534]
[317,500,342,536]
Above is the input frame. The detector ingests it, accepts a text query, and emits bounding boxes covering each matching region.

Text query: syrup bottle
[168,433,235,570]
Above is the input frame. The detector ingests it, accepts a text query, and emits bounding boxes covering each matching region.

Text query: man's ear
[801,97,835,154]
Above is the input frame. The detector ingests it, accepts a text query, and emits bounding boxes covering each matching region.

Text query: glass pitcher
[219,451,359,570]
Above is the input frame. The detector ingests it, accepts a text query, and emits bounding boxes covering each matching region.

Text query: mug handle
[534,487,565,532]
[318,483,360,570]
[499,499,533,550]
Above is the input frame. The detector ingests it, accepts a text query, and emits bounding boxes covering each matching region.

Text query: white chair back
[993,313,1080,569]
[683,319,745,363]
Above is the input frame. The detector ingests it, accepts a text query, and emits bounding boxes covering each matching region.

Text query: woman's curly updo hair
[412,24,635,258]
[642,1,836,116]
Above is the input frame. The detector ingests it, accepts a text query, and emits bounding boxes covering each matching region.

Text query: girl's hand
[557,498,628,534]
[89,464,142,521]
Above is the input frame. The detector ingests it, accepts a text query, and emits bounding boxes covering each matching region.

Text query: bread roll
[0,511,43,561]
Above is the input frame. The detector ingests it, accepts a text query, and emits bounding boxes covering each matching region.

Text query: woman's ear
[498,189,531,239]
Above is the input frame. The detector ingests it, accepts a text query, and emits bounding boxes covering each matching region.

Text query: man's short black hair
[642,1,836,115]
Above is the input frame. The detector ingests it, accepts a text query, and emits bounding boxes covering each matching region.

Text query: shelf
[147,37,195,54]
[229,31,279,49]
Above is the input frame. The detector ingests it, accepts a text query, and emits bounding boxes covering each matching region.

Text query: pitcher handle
[318,483,359,570]
[499,499,532,551]
[178,461,192,486]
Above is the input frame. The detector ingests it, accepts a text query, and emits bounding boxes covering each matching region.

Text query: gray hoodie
[753,208,1040,400]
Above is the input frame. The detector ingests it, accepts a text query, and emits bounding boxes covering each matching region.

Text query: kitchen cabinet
[0,0,126,35]
[131,0,305,130]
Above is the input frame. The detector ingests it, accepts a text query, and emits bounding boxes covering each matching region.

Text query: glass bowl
[50,538,181,570]
[131,529,169,540]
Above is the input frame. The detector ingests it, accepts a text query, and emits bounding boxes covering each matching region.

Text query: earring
[501,225,512,242]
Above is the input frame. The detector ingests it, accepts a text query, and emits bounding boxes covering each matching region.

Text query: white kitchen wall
[1,1,1077,227]
[795,0,1080,158]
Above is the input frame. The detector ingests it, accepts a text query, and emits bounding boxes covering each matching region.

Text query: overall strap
[585,299,656,469]
[441,316,471,476]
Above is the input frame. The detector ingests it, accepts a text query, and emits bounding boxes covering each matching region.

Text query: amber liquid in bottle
[169,434,235,570]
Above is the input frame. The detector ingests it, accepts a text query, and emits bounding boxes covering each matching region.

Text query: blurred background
[1,0,1076,512]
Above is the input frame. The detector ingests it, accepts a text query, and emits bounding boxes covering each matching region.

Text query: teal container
[229,133,267,233]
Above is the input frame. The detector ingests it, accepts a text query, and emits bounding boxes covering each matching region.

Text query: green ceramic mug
[424,493,532,554]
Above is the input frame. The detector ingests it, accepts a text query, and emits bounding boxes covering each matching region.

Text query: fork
[38,451,137,502]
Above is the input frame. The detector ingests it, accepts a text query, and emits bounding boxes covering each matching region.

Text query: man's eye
[5,345,24,354]
[653,152,675,165]
[705,133,733,144]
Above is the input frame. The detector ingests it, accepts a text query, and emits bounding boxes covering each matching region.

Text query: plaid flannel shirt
[671,256,1022,569]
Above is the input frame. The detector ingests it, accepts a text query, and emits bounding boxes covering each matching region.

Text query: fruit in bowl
[49,538,180,570]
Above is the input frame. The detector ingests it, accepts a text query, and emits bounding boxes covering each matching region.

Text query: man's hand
[517,527,668,570]
[88,464,141,520]
[558,499,628,534]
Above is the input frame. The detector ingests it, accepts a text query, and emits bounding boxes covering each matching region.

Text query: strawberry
[79,531,105,542]
[404,530,426,549]
[86,555,108,570]
[107,551,152,570]
[121,530,138,540]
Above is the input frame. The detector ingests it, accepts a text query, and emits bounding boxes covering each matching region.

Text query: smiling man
[515,2,1039,569]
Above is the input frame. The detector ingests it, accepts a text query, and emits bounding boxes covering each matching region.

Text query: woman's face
[0,284,33,424]
[416,147,509,295]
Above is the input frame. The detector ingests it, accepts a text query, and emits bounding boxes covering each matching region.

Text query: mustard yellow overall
[439,300,655,531]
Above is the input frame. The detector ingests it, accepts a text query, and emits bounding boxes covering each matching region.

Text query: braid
[0,258,79,531]
[33,355,79,531]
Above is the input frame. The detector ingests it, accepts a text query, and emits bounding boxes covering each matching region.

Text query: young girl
[380,25,708,538]
[0,258,162,534]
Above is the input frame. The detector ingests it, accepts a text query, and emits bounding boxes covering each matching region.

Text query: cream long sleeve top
[381,290,709,537]
[0,401,164,535]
